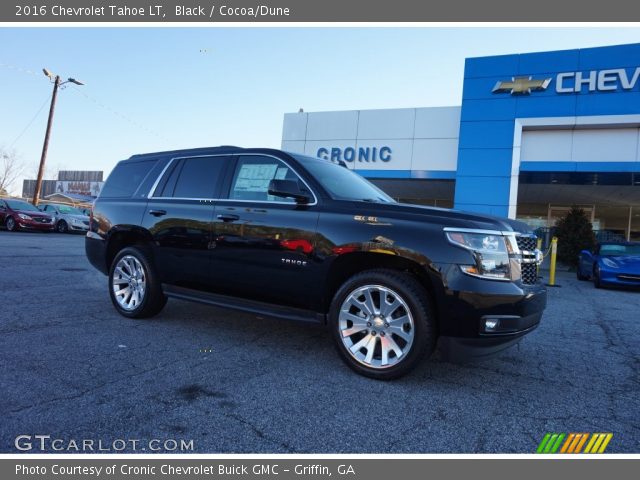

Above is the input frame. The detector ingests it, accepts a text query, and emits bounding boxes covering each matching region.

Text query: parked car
[40,203,90,233]
[577,241,640,288]
[86,147,547,379]
[0,198,55,232]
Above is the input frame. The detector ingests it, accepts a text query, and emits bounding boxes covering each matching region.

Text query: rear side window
[156,156,228,198]
[100,161,155,198]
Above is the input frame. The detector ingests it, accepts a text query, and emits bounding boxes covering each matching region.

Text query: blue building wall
[455,43,640,217]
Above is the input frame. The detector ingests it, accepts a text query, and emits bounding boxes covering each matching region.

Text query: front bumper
[16,218,55,231]
[432,263,547,360]
[68,223,90,232]
[600,269,640,287]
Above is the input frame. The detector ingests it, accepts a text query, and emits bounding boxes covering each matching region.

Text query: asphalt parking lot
[1,230,639,453]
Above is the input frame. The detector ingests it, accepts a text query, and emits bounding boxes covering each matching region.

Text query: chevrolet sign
[493,67,640,95]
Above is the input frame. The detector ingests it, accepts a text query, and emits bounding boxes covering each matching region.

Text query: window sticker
[233,163,278,193]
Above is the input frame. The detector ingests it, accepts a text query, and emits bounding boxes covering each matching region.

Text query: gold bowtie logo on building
[492,76,552,95]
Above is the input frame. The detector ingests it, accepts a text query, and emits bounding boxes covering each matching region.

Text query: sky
[1,26,640,195]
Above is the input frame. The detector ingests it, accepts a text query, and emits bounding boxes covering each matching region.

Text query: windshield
[57,205,83,215]
[293,154,395,204]
[5,200,40,212]
[600,244,640,256]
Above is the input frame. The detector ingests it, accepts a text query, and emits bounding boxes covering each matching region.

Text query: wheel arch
[322,252,440,326]
[105,226,154,271]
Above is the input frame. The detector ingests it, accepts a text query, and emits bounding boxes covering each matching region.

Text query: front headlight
[17,213,32,221]
[602,258,618,269]
[445,230,511,280]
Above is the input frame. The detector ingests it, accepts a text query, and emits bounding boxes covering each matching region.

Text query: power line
[69,85,171,143]
[1,61,172,145]
[8,92,52,148]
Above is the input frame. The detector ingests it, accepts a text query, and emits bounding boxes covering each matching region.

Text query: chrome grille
[521,263,538,285]
[516,235,537,253]
[516,234,538,285]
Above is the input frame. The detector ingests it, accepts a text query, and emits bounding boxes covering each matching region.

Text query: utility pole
[32,69,84,206]
[32,75,60,206]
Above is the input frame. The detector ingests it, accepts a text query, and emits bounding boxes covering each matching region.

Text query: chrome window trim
[147,158,176,199]
[147,153,318,206]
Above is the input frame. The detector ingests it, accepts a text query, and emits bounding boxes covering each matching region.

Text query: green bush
[554,206,596,268]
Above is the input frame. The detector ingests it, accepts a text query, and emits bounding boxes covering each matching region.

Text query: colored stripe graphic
[537,433,551,453]
[584,434,598,453]
[573,433,589,453]
[560,433,576,453]
[538,433,612,453]
[584,433,614,453]
[550,433,565,453]
[537,433,565,453]
[597,433,613,453]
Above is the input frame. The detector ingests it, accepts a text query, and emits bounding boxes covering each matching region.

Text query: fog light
[485,319,500,331]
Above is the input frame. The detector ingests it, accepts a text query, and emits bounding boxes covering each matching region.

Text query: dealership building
[282,42,640,241]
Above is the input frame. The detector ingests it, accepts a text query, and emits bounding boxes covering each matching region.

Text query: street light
[32,68,85,206]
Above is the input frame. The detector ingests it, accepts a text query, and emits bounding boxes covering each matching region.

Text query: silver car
[40,203,90,233]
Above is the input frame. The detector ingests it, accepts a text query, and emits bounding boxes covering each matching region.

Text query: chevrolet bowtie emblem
[492,76,552,95]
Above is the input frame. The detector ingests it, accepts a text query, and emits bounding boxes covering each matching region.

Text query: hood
[66,214,90,221]
[602,255,640,269]
[354,202,533,234]
[15,209,51,219]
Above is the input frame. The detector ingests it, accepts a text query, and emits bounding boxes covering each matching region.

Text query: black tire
[593,266,603,289]
[328,269,437,380]
[56,220,68,233]
[5,216,17,232]
[108,246,167,319]
[576,267,588,281]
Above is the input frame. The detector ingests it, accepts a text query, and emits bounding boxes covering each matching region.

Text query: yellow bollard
[536,237,542,276]
[548,236,558,286]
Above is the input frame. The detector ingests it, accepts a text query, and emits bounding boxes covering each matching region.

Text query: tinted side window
[162,156,227,198]
[153,159,183,198]
[101,160,155,198]
[229,156,299,202]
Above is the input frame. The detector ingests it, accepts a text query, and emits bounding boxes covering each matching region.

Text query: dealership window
[630,207,640,241]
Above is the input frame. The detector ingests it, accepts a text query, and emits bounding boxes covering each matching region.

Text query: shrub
[554,206,596,268]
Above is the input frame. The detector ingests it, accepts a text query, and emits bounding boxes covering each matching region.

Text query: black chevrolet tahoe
[86,146,546,379]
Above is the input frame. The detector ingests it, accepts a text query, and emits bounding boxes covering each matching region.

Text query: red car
[0,198,55,232]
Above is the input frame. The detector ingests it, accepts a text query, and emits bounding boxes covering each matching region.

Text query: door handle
[149,209,167,217]
[217,214,240,222]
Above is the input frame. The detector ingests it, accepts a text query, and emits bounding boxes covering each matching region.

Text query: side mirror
[268,179,311,204]
[580,250,592,258]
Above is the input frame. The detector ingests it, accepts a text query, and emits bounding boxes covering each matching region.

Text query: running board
[162,284,325,324]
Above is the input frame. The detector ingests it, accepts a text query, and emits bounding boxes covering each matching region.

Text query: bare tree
[0,147,25,196]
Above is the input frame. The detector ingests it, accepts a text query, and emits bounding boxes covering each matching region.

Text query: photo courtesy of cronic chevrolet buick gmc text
[86,147,546,379]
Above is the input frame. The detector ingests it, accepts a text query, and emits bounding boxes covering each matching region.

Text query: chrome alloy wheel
[112,255,147,311]
[338,285,415,369]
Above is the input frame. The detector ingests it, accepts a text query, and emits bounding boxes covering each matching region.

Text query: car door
[0,200,6,224]
[142,154,232,291]
[42,204,57,221]
[210,154,321,309]
[580,246,597,275]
